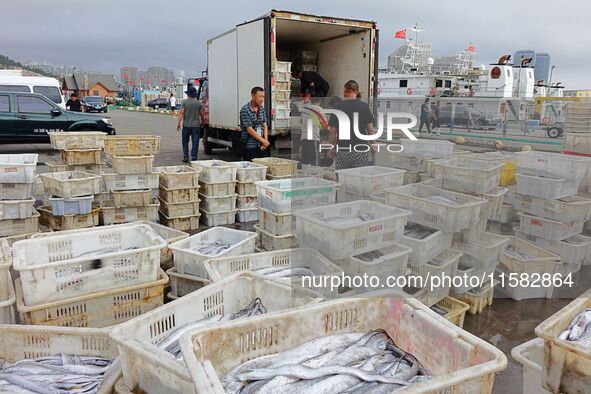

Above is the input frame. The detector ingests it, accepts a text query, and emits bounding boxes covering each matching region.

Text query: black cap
[185,86,198,98]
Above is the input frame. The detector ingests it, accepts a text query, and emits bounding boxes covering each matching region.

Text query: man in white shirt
[169,93,177,113]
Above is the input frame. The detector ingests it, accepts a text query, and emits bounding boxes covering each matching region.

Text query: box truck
[198,10,379,155]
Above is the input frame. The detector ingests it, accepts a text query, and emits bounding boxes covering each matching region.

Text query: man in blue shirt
[239,86,270,161]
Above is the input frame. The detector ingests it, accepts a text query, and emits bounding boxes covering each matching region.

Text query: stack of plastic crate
[99,135,161,225]
[0,238,16,324]
[156,165,201,231]
[253,157,297,180]
[11,223,168,328]
[46,131,107,175]
[229,161,267,223]
[273,61,292,133]
[255,176,340,251]
[191,160,237,227]
[335,165,405,202]
[512,151,591,276]
[384,183,490,306]
[0,154,39,240]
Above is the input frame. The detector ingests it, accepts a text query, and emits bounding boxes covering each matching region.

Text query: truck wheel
[203,128,213,155]
[547,127,561,138]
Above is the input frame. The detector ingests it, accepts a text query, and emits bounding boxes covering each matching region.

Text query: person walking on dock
[176,86,204,163]
[418,98,432,134]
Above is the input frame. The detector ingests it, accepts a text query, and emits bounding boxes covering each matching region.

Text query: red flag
[467,44,476,52]
[394,29,407,39]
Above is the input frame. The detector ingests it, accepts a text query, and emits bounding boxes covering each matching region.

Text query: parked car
[0,92,115,143]
[81,95,108,113]
[437,106,499,130]
[147,97,169,109]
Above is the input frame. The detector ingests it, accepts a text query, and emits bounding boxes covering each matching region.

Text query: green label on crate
[284,188,333,198]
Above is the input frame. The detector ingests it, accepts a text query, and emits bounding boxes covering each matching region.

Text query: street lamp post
[548,65,555,95]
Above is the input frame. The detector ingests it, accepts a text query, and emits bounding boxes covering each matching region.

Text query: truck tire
[203,127,213,155]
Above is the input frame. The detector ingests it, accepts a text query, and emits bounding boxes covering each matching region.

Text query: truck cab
[0,92,116,143]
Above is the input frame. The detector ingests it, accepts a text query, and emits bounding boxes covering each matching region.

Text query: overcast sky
[3,0,590,88]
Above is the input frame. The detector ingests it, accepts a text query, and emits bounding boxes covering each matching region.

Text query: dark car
[437,106,499,130]
[147,97,168,109]
[0,92,115,143]
[81,95,108,113]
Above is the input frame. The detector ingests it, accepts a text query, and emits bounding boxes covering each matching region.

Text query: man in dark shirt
[292,69,330,97]
[66,93,83,112]
[418,97,431,134]
[328,80,375,170]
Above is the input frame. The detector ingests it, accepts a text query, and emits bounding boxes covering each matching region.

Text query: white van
[0,72,65,108]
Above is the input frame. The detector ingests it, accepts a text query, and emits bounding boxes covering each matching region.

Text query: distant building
[513,50,551,83]
[146,66,175,88]
[22,61,54,75]
[62,72,118,98]
[120,66,138,86]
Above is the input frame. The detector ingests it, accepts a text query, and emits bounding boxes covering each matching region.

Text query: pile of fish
[253,266,315,279]
[404,223,436,240]
[354,250,385,263]
[239,162,259,168]
[558,308,591,347]
[322,212,375,228]
[222,329,431,393]
[0,354,113,393]
[189,240,231,256]
[157,298,267,360]
[503,245,533,261]
[425,195,458,206]
[209,160,225,167]
[430,304,448,316]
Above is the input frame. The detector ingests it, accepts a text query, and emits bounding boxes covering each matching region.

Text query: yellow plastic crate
[499,161,516,186]
[432,296,470,328]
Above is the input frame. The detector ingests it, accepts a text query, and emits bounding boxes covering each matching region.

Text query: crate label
[369,224,383,233]
[2,167,18,173]
[530,218,543,226]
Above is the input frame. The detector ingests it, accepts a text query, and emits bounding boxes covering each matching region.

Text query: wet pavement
[2,108,589,392]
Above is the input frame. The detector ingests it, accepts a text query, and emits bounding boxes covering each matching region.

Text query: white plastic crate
[378,151,429,172]
[46,161,106,175]
[516,173,579,199]
[159,185,200,203]
[156,165,200,189]
[102,172,159,191]
[38,205,99,231]
[516,151,591,181]
[434,157,504,194]
[499,236,559,274]
[453,262,496,295]
[0,209,39,237]
[256,177,339,214]
[478,187,508,220]
[514,229,591,267]
[159,211,200,232]
[100,199,159,225]
[255,224,297,251]
[199,208,236,227]
[191,160,237,183]
[204,248,342,293]
[275,60,291,72]
[12,223,165,305]
[198,193,237,212]
[15,269,168,328]
[229,161,267,182]
[399,138,454,159]
[252,157,297,177]
[535,288,591,394]
[273,90,290,100]
[452,230,509,269]
[273,71,291,82]
[0,239,11,302]
[333,243,411,278]
[236,181,257,196]
[511,339,552,394]
[48,131,107,149]
[0,182,34,200]
[408,249,463,307]
[110,155,154,174]
[236,208,258,223]
[495,266,556,301]
[518,212,584,241]
[258,206,294,236]
[197,180,236,197]
[104,135,160,156]
[110,272,318,394]
[236,194,257,209]
[452,280,497,315]
[513,193,591,222]
[335,166,406,197]
[273,117,290,128]
[48,195,94,215]
[0,273,15,324]
[159,197,200,218]
[385,183,487,232]
[0,324,120,394]
[497,203,514,224]
[179,294,506,394]
[0,198,34,220]
[40,171,101,198]
[565,133,591,154]
[0,153,38,183]
[169,227,256,277]
[61,149,102,166]
[399,222,453,266]
[166,267,209,298]
[294,200,411,260]
[108,189,153,208]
